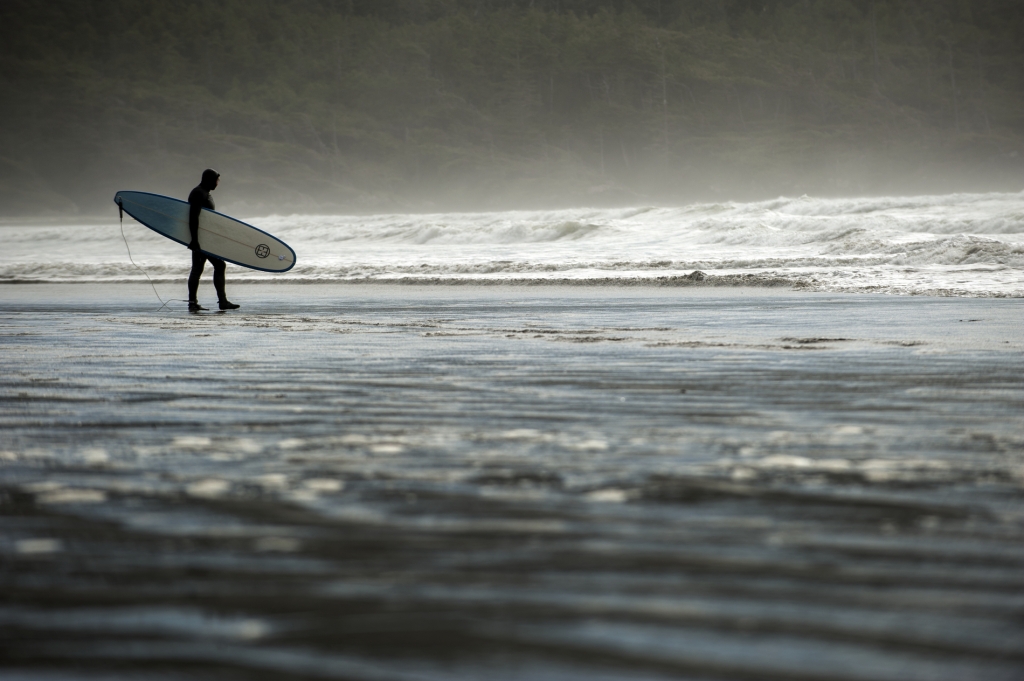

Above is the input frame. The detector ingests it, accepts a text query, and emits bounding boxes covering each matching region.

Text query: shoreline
[0,272,794,287]
[3,278,1021,301]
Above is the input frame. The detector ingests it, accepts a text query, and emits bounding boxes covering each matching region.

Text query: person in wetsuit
[187,169,239,311]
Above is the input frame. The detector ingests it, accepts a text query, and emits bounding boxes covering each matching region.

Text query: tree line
[1,0,1022,215]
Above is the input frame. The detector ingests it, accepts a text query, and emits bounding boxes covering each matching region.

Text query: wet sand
[2,283,1023,680]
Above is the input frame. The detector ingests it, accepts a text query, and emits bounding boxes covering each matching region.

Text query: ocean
[2,191,1023,296]
[1,192,1023,680]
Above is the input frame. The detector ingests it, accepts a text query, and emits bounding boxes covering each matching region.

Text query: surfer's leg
[211,257,227,301]
[211,257,238,309]
[188,251,208,302]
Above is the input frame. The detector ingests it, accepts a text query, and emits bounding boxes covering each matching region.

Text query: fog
[1,0,1022,217]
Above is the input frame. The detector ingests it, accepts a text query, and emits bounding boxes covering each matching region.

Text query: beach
[2,282,1023,680]
[6,0,1024,675]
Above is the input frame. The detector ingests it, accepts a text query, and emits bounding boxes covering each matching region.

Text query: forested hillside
[2,0,1023,215]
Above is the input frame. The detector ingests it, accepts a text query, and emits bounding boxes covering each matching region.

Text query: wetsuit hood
[200,169,220,191]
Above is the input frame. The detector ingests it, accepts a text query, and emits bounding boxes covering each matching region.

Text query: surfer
[187,169,239,311]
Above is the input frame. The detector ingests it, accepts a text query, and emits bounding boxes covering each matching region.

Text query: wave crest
[2,191,1022,296]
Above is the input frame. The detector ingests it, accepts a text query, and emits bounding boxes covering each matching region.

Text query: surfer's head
[200,169,220,191]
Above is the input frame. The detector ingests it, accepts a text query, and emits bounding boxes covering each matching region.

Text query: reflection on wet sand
[2,285,1023,680]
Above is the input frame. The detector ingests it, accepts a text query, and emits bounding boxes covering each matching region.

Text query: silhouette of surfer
[187,169,239,311]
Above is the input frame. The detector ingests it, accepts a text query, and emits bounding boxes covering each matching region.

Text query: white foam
[185,478,231,499]
[172,436,212,450]
[303,478,344,492]
[3,191,1022,295]
[586,488,631,503]
[35,489,107,504]
[15,538,63,554]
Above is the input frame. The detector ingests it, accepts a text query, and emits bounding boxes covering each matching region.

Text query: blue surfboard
[114,191,296,273]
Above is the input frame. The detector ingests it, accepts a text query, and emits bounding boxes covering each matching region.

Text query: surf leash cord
[118,197,175,311]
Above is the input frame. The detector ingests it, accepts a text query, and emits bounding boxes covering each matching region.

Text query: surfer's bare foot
[219,300,240,310]
[188,301,207,311]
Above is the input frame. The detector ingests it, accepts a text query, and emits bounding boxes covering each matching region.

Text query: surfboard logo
[255,244,270,258]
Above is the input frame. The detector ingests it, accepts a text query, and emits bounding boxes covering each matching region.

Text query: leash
[118,197,178,311]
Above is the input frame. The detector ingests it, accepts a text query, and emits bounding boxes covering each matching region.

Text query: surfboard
[113,191,296,273]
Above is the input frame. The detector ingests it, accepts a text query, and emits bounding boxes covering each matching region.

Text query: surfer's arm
[187,195,201,250]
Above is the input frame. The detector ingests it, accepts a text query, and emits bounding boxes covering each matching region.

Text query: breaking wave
[2,191,1022,296]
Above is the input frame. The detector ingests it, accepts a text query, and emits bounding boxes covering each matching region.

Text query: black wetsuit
[187,172,227,303]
